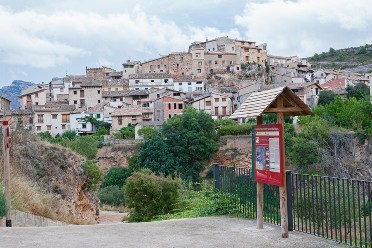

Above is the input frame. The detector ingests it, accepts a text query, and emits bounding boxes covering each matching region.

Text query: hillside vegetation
[0,131,99,224]
[308,44,372,72]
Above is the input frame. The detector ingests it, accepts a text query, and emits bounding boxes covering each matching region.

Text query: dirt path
[0,217,341,248]
[98,211,128,224]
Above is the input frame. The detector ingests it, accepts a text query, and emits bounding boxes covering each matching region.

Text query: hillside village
[0,36,371,137]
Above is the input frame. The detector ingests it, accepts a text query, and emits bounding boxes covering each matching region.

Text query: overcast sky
[0,0,371,86]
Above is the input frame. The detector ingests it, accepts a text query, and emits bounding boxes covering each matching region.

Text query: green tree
[62,130,77,140]
[345,83,370,100]
[115,124,135,139]
[313,53,320,61]
[137,107,218,182]
[83,160,104,191]
[329,47,336,56]
[317,90,336,106]
[0,185,6,218]
[102,167,131,188]
[357,46,367,54]
[138,126,158,140]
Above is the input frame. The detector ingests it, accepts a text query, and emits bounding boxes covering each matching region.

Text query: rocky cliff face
[8,131,99,224]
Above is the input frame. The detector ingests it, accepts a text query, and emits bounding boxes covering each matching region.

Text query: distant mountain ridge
[0,80,34,109]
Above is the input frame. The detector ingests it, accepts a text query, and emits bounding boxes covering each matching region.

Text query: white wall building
[70,112,104,134]
[128,73,174,90]
[173,76,205,92]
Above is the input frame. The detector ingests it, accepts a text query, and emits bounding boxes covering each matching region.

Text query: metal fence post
[213,163,220,190]
[286,170,293,231]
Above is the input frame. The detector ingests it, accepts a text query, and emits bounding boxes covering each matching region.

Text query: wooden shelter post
[256,115,263,229]
[276,96,288,238]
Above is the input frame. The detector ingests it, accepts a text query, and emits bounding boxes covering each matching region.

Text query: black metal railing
[213,165,372,248]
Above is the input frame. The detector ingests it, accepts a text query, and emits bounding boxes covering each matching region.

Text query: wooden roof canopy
[230,86,313,119]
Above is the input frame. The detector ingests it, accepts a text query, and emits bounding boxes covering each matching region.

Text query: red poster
[254,124,284,186]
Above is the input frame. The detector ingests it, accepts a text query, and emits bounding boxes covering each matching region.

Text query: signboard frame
[253,123,284,187]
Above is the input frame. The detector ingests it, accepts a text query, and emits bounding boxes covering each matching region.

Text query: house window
[169,114,172,118]
[62,124,66,130]
[206,101,211,106]
[47,125,51,131]
[35,102,39,105]
[119,97,123,101]
[188,82,191,85]
[164,79,168,83]
[215,61,218,65]
[36,126,41,131]
[214,107,219,116]
[82,123,87,129]
[80,99,85,107]
[218,55,222,58]
[96,114,101,118]
[115,88,118,91]
[222,98,226,102]
[150,80,154,82]
[98,100,101,103]
[37,114,44,123]
[198,61,202,66]
[196,87,203,91]
[195,52,201,58]
[222,60,225,65]
[214,98,219,102]
[118,118,122,125]
[52,114,58,119]
[35,93,39,98]
[197,69,201,73]
[97,90,101,94]
[168,103,171,109]
[62,114,70,123]
[135,80,140,84]
[74,100,77,104]
[80,90,84,97]
[178,104,183,109]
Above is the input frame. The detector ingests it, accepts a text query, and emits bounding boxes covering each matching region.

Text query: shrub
[218,124,251,136]
[68,136,99,159]
[289,137,320,169]
[137,126,157,140]
[124,171,181,222]
[62,130,77,140]
[83,160,104,191]
[102,167,131,188]
[98,186,125,206]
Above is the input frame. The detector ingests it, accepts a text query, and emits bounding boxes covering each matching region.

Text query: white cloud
[235,0,372,57]
[0,5,240,69]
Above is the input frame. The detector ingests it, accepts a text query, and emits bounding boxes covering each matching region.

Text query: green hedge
[217,124,252,136]
[124,171,181,222]
[98,185,125,206]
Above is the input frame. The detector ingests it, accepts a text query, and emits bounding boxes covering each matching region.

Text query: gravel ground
[0,217,341,248]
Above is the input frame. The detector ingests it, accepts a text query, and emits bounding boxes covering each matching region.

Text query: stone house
[204,52,238,74]
[50,78,69,102]
[101,79,129,92]
[80,81,103,108]
[148,88,186,101]
[33,104,76,136]
[86,66,114,80]
[0,95,11,111]
[122,60,141,79]
[153,96,185,122]
[19,84,50,110]
[111,107,145,132]
[191,92,233,119]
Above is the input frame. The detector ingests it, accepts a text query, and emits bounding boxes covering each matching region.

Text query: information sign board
[254,124,284,186]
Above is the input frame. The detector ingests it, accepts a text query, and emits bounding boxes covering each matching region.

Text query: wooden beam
[256,115,264,230]
[265,107,303,113]
[276,96,288,238]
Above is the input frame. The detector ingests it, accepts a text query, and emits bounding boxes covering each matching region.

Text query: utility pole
[2,96,11,226]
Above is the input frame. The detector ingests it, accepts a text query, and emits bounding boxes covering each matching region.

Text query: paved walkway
[0,217,341,248]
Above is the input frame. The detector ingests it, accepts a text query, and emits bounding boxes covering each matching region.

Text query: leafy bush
[289,137,320,169]
[124,171,181,222]
[115,124,135,139]
[102,167,131,188]
[83,160,104,191]
[98,186,125,206]
[137,126,158,140]
[317,90,336,106]
[68,136,99,159]
[217,124,251,136]
[38,131,52,140]
[62,130,77,140]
